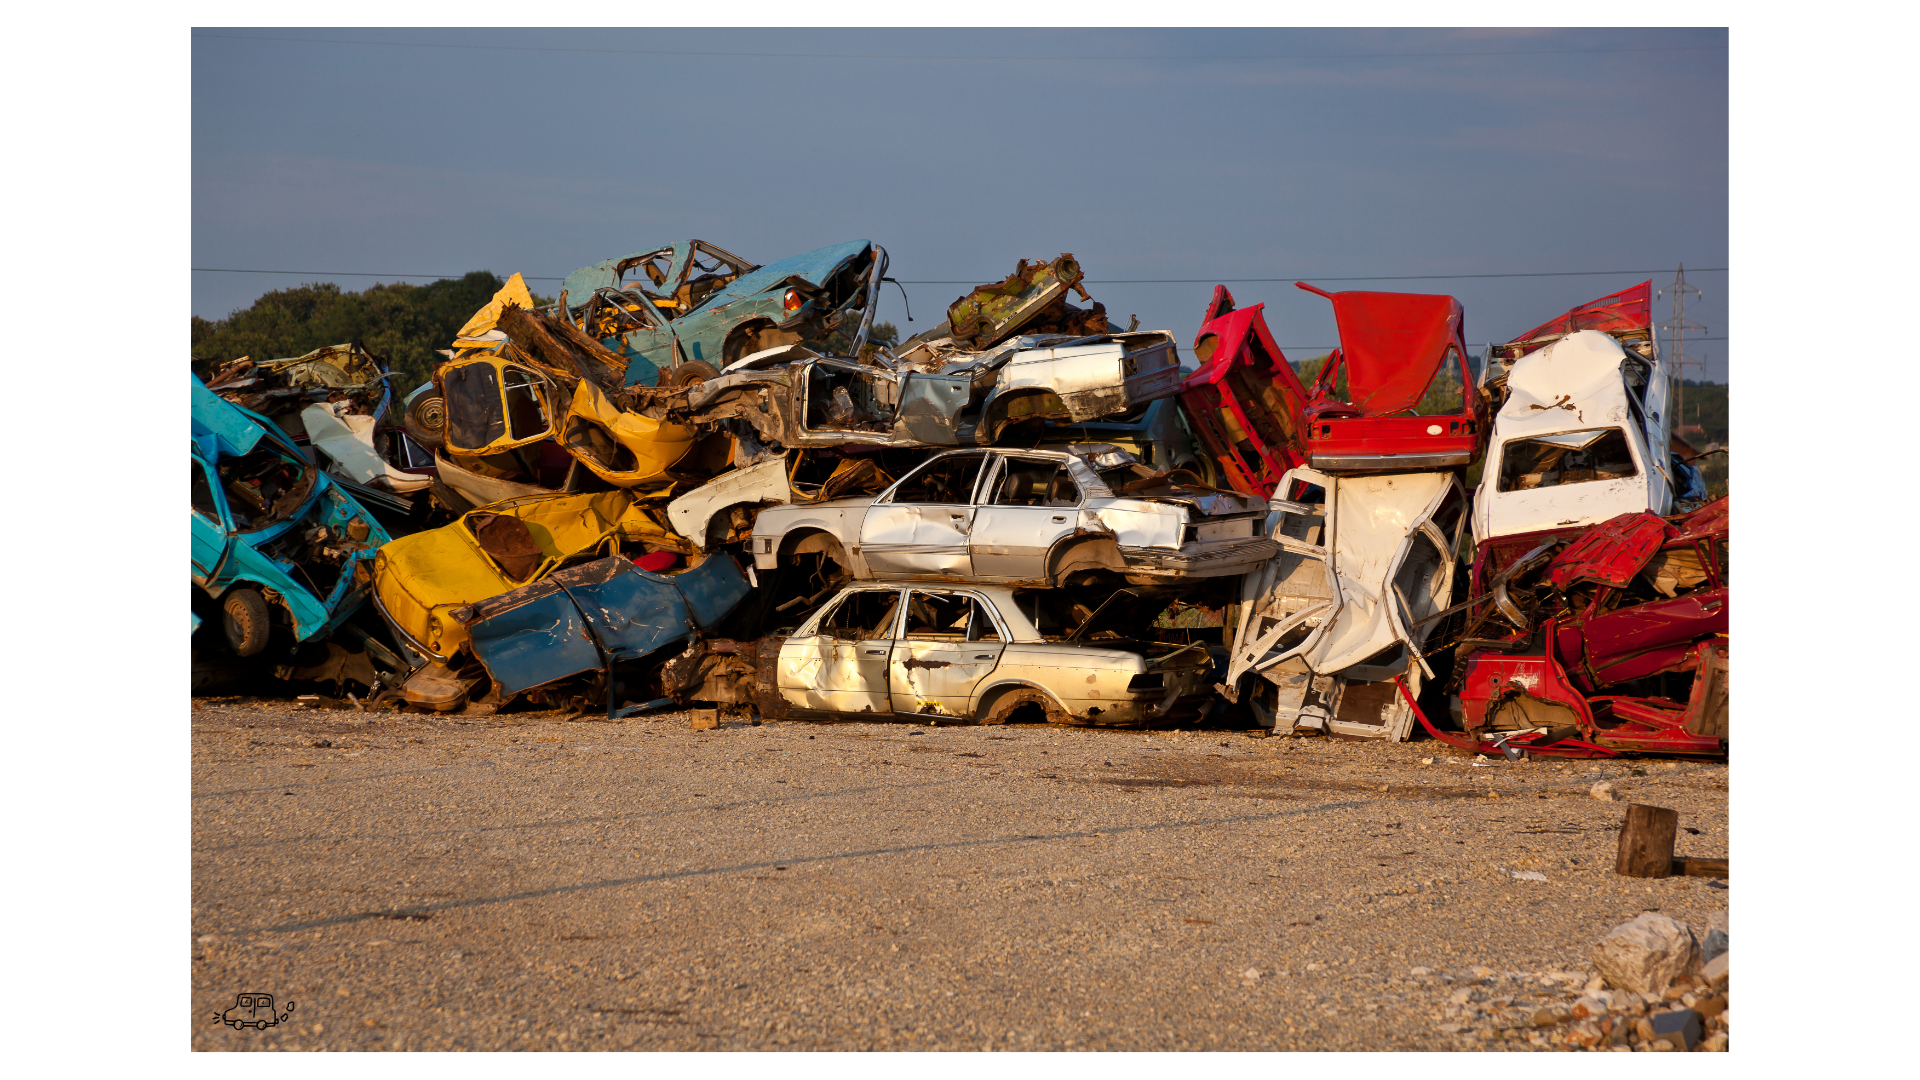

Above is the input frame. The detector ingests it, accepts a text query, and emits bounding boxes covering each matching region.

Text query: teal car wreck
[559,239,889,386]
[191,374,393,658]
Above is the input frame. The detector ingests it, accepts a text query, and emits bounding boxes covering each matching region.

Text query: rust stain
[901,658,952,670]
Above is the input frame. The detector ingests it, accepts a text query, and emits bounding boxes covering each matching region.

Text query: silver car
[683,332,1184,450]
[763,583,1215,727]
[749,447,1277,586]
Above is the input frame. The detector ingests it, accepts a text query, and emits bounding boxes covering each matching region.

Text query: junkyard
[192,236,1730,1051]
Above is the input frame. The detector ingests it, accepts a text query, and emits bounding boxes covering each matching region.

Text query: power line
[193,267,1730,284]
[190,33,1727,63]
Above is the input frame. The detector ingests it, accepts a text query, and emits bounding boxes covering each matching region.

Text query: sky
[192,27,1729,380]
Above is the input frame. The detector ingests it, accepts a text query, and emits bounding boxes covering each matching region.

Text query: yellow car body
[558,379,700,489]
[372,490,691,662]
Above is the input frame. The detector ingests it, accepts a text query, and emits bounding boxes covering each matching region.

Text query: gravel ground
[191,699,1729,1051]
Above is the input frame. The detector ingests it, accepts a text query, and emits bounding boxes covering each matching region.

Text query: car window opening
[1498,428,1639,492]
[217,446,317,532]
[892,453,987,505]
[822,590,899,642]
[444,363,506,450]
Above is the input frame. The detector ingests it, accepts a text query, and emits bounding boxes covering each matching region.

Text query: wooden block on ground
[1615,803,1679,878]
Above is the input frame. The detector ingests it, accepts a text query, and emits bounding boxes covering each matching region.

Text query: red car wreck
[1410,497,1729,759]
[1294,282,1484,474]
[1175,286,1311,497]
[1175,283,1485,498]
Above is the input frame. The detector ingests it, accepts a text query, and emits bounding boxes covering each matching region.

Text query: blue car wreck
[449,552,751,716]
[191,374,394,658]
[559,239,888,387]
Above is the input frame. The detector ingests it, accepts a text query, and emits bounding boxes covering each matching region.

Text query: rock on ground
[1591,913,1700,996]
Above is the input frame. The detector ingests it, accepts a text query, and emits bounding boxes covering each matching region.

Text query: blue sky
[193,27,1728,379]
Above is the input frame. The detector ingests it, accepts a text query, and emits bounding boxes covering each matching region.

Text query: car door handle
[974,654,994,660]
[1051,515,1066,522]
[865,648,886,655]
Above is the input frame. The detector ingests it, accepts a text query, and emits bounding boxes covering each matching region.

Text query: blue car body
[559,239,884,386]
[191,374,393,642]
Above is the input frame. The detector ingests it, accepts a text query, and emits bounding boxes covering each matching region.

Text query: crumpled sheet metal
[946,255,1103,349]
[460,554,750,697]
[666,456,792,550]
[205,343,393,436]
[455,273,538,342]
[559,378,699,489]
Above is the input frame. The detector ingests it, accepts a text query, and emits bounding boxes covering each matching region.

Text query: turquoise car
[191,374,393,657]
[560,239,888,386]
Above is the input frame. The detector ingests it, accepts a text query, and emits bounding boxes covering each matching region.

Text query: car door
[190,455,231,587]
[777,588,900,715]
[889,590,1007,718]
[968,455,1082,581]
[860,452,988,579]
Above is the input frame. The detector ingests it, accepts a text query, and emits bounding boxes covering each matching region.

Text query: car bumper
[1119,536,1280,579]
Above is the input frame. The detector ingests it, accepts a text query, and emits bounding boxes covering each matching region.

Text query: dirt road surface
[191,700,1729,1051]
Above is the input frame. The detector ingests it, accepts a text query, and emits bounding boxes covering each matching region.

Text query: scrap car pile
[192,238,1726,758]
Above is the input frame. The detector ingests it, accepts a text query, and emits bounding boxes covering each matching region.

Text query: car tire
[222,588,273,657]
[667,360,722,388]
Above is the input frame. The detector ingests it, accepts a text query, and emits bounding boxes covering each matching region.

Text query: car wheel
[667,360,722,388]
[222,588,273,657]
[403,393,447,450]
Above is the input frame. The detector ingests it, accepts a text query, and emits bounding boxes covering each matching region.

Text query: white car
[749,447,1276,586]
[762,582,1215,727]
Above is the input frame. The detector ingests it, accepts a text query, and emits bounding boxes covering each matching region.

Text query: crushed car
[1176,285,1313,497]
[192,373,394,657]
[749,446,1275,588]
[370,489,698,709]
[1176,282,1482,497]
[204,341,435,497]
[1422,497,1729,758]
[1471,282,1683,542]
[686,326,1183,451]
[561,239,890,386]
[453,553,751,717]
[1219,465,1469,741]
[681,581,1216,727]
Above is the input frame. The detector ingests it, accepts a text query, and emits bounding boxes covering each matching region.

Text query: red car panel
[1544,511,1672,592]
[1174,286,1311,497]
[1501,281,1653,359]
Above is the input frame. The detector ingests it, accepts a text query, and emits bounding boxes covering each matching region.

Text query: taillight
[783,288,802,313]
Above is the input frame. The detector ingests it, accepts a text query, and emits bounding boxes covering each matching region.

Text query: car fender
[213,546,334,642]
[971,679,1074,724]
[751,499,874,570]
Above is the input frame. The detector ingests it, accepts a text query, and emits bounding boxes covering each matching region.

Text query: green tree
[190,272,518,391]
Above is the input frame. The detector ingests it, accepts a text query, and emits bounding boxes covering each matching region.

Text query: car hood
[1298,284,1462,417]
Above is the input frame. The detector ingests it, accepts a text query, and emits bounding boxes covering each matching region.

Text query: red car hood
[1297,283,1462,416]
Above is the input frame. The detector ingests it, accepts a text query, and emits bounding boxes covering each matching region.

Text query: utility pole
[1658,265,1707,430]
